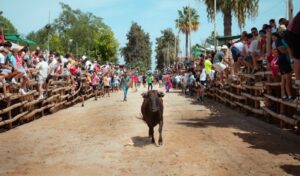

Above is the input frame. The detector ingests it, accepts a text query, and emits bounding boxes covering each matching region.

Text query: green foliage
[175,6,200,57]
[155,28,178,71]
[27,28,49,50]
[26,3,119,63]
[121,22,152,70]
[0,15,17,34]
[202,0,259,35]
[175,7,200,34]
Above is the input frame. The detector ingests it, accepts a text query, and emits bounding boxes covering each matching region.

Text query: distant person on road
[165,72,171,92]
[103,73,111,97]
[146,73,153,91]
[121,72,131,102]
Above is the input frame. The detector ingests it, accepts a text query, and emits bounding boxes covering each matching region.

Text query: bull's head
[142,90,164,112]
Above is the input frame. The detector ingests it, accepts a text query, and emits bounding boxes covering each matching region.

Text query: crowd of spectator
[0,40,141,105]
[164,12,300,102]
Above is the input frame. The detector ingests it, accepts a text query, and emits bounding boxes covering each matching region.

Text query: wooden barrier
[206,71,300,132]
[0,76,121,132]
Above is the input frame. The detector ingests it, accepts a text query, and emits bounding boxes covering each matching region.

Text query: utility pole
[0,11,3,42]
[167,41,170,68]
[214,0,217,51]
[288,0,293,20]
[188,4,192,59]
[48,10,50,53]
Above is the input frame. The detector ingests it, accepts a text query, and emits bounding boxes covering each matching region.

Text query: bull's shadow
[131,136,153,147]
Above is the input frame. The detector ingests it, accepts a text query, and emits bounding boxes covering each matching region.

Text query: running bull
[141,90,164,145]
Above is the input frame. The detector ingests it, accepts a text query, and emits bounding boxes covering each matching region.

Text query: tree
[27,3,119,63]
[203,0,259,36]
[121,22,152,70]
[155,29,178,71]
[176,6,200,57]
[0,15,17,34]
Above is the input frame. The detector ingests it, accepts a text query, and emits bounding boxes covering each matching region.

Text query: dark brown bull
[141,90,164,145]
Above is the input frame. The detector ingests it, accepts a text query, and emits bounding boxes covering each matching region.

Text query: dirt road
[0,86,300,176]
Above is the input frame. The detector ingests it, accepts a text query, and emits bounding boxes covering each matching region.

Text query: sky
[1,0,300,67]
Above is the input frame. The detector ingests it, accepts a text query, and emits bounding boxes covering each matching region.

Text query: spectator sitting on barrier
[36,55,49,100]
[15,48,29,95]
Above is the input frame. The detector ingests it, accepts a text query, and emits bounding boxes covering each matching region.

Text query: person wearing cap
[286,11,300,86]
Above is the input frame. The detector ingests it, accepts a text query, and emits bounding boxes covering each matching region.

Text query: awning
[216,35,241,41]
[4,34,36,45]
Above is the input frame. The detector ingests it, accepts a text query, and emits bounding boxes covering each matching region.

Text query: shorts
[0,69,11,75]
[279,59,292,75]
[46,75,53,84]
[16,67,28,77]
[79,88,85,96]
[200,81,207,86]
[244,55,253,62]
[213,63,227,72]
[92,85,97,90]
[37,75,46,85]
[104,86,110,89]
[231,47,241,62]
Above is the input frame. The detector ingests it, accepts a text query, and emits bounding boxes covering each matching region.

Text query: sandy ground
[0,85,300,176]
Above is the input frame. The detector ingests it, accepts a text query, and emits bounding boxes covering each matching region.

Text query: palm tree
[176,6,200,58]
[203,0,259,36]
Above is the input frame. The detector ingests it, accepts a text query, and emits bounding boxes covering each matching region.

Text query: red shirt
[165,74,171,82]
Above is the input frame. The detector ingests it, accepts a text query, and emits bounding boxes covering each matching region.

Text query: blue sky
[1,0,300,66]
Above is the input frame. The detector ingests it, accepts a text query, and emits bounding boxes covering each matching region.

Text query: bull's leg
[149,127,155,143]
[158,120,163,145]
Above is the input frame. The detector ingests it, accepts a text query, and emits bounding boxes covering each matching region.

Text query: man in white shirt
[36,56,49,100]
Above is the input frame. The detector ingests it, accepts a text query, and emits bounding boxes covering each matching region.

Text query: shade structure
[4,34,36,45]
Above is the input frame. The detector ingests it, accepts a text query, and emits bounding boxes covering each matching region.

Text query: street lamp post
[214,0,217,51]
[0,12,4,44]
